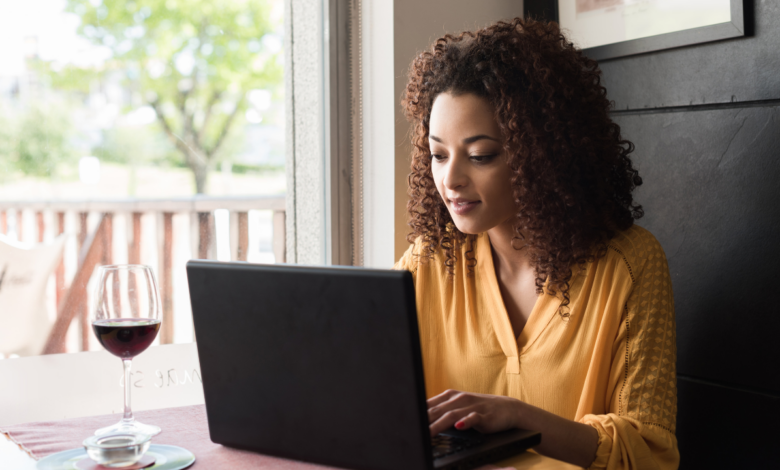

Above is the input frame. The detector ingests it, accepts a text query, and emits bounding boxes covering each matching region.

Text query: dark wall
[597,2,779,468]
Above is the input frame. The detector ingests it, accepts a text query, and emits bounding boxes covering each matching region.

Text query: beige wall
[362,0,397,268]
[392,0,524,260]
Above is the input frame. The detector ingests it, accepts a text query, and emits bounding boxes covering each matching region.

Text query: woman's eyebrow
[463,134,499,144]
[429,134,499,144]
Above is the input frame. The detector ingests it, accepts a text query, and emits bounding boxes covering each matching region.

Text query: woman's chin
[451,221,484,236]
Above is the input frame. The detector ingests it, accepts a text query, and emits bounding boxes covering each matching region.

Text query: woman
[395,18,679,470]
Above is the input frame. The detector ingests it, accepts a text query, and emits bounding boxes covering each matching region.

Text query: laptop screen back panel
[187,261,431,470]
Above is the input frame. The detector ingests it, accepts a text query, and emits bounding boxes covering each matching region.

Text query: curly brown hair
[402,18,643,310]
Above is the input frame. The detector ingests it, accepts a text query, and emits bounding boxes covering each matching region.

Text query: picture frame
[524,0,750,61]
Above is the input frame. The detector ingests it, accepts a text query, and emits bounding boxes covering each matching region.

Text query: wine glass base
[94,420,161,437]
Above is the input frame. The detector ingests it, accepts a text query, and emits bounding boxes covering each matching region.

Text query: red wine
[92,319,161,358]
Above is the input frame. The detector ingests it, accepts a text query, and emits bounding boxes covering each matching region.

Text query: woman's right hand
[427,389,523,436]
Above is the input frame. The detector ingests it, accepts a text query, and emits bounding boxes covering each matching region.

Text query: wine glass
[92,264,162,437]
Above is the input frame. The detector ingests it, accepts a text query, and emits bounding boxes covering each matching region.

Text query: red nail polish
[455,421,465,430]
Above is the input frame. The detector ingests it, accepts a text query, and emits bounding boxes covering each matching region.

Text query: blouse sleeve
[580,240,680,470]
[393,241,419,274]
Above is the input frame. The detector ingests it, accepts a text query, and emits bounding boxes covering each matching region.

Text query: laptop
[186,260,540,470]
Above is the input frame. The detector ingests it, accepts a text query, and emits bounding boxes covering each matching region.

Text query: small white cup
[82,432,151,468]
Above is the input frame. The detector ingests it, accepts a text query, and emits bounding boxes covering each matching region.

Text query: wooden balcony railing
[0,196,285,355]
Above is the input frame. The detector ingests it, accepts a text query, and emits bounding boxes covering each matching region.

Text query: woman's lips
[449,198,481,215]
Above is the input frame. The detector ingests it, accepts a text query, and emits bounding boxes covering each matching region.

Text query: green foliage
[17,105,78,177]
[29,59,98,95]
[0,114,15,183]
[0,102,78,179]
[55,0,284,192]
[231,161,283,174]
[92,125,178,166]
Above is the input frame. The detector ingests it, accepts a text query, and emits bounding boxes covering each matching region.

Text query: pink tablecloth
[0,404,337,469]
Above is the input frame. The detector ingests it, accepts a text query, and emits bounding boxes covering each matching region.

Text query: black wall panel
[597,1,780,467]
[677,377,778,468]
[600,1,780,110]
[615,106,780,393]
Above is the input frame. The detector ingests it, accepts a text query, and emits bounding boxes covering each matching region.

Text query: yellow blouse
[394,225,679,470]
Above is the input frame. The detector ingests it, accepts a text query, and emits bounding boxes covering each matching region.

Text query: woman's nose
[442,154,469,190]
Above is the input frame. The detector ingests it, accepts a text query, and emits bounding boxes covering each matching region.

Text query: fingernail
[455,421,465,430]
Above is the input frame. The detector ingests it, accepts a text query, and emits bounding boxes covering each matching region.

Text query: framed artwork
[524,0,749,61]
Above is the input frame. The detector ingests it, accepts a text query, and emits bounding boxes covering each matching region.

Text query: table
[0,344,580,469]
[1,404,580,469]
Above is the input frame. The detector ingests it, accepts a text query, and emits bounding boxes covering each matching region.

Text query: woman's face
[429,92,515,235]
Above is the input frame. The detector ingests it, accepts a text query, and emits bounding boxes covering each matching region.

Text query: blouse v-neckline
[476,233,562,373]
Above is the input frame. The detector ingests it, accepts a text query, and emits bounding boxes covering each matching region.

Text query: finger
[426,389,458,408]
[427,391,463,423]
[428,401,453,424]
[452,411,481,431]
[428,401,465,424]
[430,409,473,437]
[428,391,478,424]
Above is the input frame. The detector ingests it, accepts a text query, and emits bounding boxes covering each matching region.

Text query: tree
[60,0,282,193]
[0,102,77,181]
[17,103,78,178]
[0,108,15,183]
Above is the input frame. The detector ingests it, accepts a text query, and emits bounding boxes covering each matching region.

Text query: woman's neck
[486,220,533,275]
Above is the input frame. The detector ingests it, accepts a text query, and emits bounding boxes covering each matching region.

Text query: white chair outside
[0,234,66,357]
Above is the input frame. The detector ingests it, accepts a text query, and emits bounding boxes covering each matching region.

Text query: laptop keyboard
[431,433,484,459]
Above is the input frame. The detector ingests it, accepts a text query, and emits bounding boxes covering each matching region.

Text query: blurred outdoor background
[0,0,286,357]
[0,0,285,198]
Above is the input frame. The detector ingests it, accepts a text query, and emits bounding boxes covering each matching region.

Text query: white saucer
[36,444,195,470]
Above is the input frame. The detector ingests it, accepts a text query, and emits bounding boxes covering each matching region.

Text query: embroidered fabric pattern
[617,306,630,417]
[619,228,677,433]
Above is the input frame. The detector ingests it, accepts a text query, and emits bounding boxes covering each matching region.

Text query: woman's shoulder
[394,239,421,273]
[604,224,668,283]
[393,234,479,275]
[394,236,436,274]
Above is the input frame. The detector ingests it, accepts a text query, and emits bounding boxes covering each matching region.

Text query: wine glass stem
[122,359,134,425]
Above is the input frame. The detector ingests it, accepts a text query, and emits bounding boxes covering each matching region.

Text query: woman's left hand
[427,389,523,436]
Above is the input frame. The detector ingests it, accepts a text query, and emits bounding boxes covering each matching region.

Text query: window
[0,0,286,357]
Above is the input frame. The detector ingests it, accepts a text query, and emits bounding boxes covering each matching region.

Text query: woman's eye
[470,154,497,164]
[431,154,446,162]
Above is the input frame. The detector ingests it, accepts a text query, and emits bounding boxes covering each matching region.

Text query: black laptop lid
[187,260,431,470]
